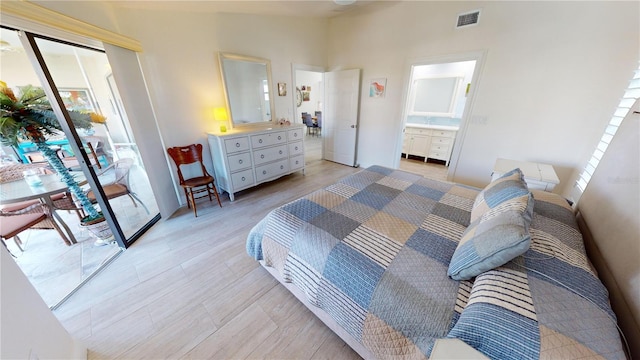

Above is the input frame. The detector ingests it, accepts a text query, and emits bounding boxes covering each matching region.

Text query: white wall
[1,248,86,359]
[110,10,328,184]
[328,1,639,196]
[29,1,639,200]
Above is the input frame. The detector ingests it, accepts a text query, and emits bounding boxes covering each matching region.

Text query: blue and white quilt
[246,166,625,359]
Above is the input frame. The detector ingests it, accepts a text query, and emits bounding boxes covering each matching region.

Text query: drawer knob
[263,170,267,175]
[295,146,298,151]
[241,176,246,181]
[280,165,284,169]
[278,136,282,140]
[279,150,283,154]
[239,159,243,164]
[261,154,265,159]
[294,133,298,137]
[259,139,263,144]
[236,142,240,148]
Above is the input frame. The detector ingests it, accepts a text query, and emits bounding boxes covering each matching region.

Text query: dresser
[402,126,457,166]
[207,124,305,201]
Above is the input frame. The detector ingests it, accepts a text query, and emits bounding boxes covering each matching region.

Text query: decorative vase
[80,217,114,245]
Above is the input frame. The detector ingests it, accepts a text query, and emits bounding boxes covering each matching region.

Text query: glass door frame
[16,28,127,248]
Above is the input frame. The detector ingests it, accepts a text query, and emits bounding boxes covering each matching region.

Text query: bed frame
[260,261,374,359]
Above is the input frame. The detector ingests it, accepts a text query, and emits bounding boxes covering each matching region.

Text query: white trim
[393,50,487,181]
[1,1,141,52]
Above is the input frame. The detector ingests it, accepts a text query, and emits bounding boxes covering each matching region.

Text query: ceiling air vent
[456,10,480,28]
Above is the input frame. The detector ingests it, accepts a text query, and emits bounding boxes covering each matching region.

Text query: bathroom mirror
[409,76,461,117]
[218,52,275,128]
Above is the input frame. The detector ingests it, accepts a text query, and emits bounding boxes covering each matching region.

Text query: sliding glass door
[0,26,159,308]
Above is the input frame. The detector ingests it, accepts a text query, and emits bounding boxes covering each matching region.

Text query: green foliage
[0,85,93,146]
[0,84,103,222]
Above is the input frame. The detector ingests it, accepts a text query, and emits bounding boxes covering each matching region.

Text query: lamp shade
[214,107,228,121]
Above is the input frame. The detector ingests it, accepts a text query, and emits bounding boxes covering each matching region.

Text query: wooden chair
[0,203,73,253]
[167,144,222,217]
[57,142,102,171]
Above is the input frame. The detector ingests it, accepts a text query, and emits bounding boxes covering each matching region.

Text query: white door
[324,69,361,167]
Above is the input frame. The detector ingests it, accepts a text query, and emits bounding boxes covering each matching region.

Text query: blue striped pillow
[448,168,533,280]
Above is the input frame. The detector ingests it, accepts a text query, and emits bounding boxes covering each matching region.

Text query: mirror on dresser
[218,52,275,128]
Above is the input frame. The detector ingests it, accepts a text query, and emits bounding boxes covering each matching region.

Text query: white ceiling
[107,0,392,18]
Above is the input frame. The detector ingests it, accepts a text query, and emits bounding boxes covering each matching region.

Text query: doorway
[294,66,324,164]
[0,26,160,308]
[399,55,482,181]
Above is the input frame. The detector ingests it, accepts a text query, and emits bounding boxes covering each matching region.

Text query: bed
[246,164,630,359]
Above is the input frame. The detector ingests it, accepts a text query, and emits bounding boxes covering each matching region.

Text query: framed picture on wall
[302,91,310,101]
[369,78,387,98]
[278,82,287,96]
[58,88,97,112]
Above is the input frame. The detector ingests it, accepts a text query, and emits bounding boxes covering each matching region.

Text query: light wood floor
[53,144,450,359]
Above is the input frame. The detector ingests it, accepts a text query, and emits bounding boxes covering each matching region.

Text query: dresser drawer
[405,127,432,136]
[255,159,289,182]
[289,141,303,156]
[230,168,255,190]
[251,131,286,148]
[227,152,252,172]
[290,154,304,170]
[253,144,288,165]
[432,130,456,138]
[430,143,450,154]
[224,136,250,153]
[288,128,304,141]
[429,150,448,161]
[431,136,452,145]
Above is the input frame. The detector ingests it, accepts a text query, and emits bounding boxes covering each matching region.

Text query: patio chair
[85,158,149,214]
[0,203,73,253]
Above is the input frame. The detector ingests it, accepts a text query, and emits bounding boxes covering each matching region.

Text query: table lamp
[214,107,228,133]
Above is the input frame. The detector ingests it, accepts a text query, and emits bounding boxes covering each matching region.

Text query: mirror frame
[218,52,276,129]
[408,75,462,118]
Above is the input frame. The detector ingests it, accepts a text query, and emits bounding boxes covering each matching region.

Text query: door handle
[351,125,356,128]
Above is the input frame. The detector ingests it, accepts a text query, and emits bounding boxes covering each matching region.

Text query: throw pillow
[447,168,533,280]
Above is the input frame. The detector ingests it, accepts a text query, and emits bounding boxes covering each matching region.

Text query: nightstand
[492,158,559,192]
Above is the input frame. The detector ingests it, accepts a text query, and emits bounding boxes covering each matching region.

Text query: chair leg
[127,194,139,208]
[51,217,73,245]
[13,235,24,252]
[183,188,191,209]
[210,183,222,208]
[188,189,198,217]
[129,193,150,215]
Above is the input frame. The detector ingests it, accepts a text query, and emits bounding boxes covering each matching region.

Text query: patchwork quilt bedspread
[246,166,625,359]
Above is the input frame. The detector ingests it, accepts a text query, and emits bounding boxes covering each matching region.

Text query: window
[575,62,640,196]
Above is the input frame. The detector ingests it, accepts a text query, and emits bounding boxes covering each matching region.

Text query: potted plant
[0,82,112,243]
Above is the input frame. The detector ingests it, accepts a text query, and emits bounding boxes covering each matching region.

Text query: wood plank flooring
[53,149,449,359]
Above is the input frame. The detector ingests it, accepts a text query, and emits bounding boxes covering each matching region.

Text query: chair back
[302,113,314,127]
[167,144,210,185]
[315,113,322,127]
[112,158,134,188]
[0,163,52,183]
